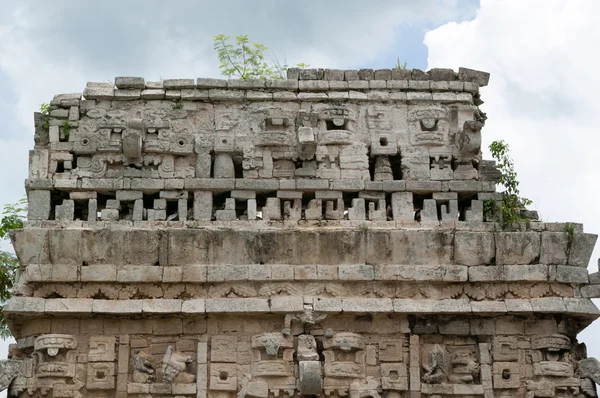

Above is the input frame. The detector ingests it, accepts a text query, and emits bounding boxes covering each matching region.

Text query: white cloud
[426,0,600,358]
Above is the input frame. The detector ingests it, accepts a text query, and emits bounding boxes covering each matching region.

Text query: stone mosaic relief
[2,324,597,398]
[5,69,600,398]
[26,70,498,224]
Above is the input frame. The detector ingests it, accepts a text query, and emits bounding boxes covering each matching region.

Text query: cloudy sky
[1,0,600,376]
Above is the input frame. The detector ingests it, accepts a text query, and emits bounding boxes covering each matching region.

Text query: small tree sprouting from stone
[213,34,307,80]
[489,139,533,225]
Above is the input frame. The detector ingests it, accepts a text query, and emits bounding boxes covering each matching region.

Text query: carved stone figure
[162,345,196,383]
[422,344,449,384]
[131,350,155,383]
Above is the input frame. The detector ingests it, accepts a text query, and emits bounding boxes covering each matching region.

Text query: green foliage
[61,120,73,138]
[37,103,51,131]
[482,199,499,221]
[565,222,575,238]
[394,57,407,70]
[213,34,307,80]
[172,102,184,110]
[0,197,27,338]
[489,140,532,226]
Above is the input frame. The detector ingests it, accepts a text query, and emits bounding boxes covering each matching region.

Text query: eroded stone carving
[422,344,449,384]
[162,345,196,383]
[131,350,155,383]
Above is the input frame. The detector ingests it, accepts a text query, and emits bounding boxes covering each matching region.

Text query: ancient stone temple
[3,66,600,398]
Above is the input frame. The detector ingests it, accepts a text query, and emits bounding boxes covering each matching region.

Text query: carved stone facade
[3,67,600,398]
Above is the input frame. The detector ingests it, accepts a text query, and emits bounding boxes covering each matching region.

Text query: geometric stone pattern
[3,67,600,398]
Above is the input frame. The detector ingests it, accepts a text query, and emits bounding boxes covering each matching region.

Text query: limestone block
[468,265,504,282]
[341,298,393,313]
[196,78,227,88]
[325,198,344,220]
[209,89,244,101]
[504,264,548,281]
[464,199,483,221]
[55,199,75,221]
[313,298,342,313]
[28,190,51,220]
[299,80,329,91]
[114,89,141,100]
[246,198,258,220]
[81,265,117,282]
[209,363,237,391]
[89,336,116,361]
[381,363,408,391]
[207,264,248,281]
[142,299,182,313]
[495,232,541,265]
[147,209,166,221]
[348,198,366,220]
[45,298,93,314]
[83,83,114,100]
[568,233,598,267]
[262,197,281,221]
[141,88,165,99]
[454,232,495,266]
[555,265,589,283]
[117,266,162,282]
[458,67,490,86]
[391,192,414,221]
[92,300,143,314]
[273,91,297,101]
[115,76,145,89]
[181,88,209,100]
[389,230,453,265]
[181,299,205,314]
[213,153,234,178]
[299,361,322,395]
[178,198,188,221]
[211,336,237,362]
[420,199,437,221]
[205,298,269,313]
[530,297,566,313]
[392,299,471,314]
[87,362,115,389]
[236,179,280,191]
[193,191,213,221]
[563,298,600,315]
[163,78,195,89]
[268,79,299,90]
[331,179,365,191]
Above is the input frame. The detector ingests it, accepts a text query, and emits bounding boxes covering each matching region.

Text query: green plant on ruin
[565,222,575,239]
[213,34,307,80]
[0,197,27,338]
[37,103,51,131]
[61,120,73,138]
[357,223,370,232]
[172,101,184,110]
[482,199,499,221]
[565,222,576,258]
[489,140,532,226]
[394,57,407,70]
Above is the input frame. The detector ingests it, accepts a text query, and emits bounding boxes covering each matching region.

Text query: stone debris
[3,67,600,398]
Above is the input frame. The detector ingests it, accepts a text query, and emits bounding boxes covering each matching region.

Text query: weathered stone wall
[3,67,600,398]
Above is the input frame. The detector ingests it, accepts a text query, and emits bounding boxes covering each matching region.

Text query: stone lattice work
[3,67,600,398]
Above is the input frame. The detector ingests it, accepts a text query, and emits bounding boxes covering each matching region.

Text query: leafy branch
[0,197,27,338]
[395,57,407,70]
[489,140,533,225]
[213,34,307,80]
[37,103,51,131]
